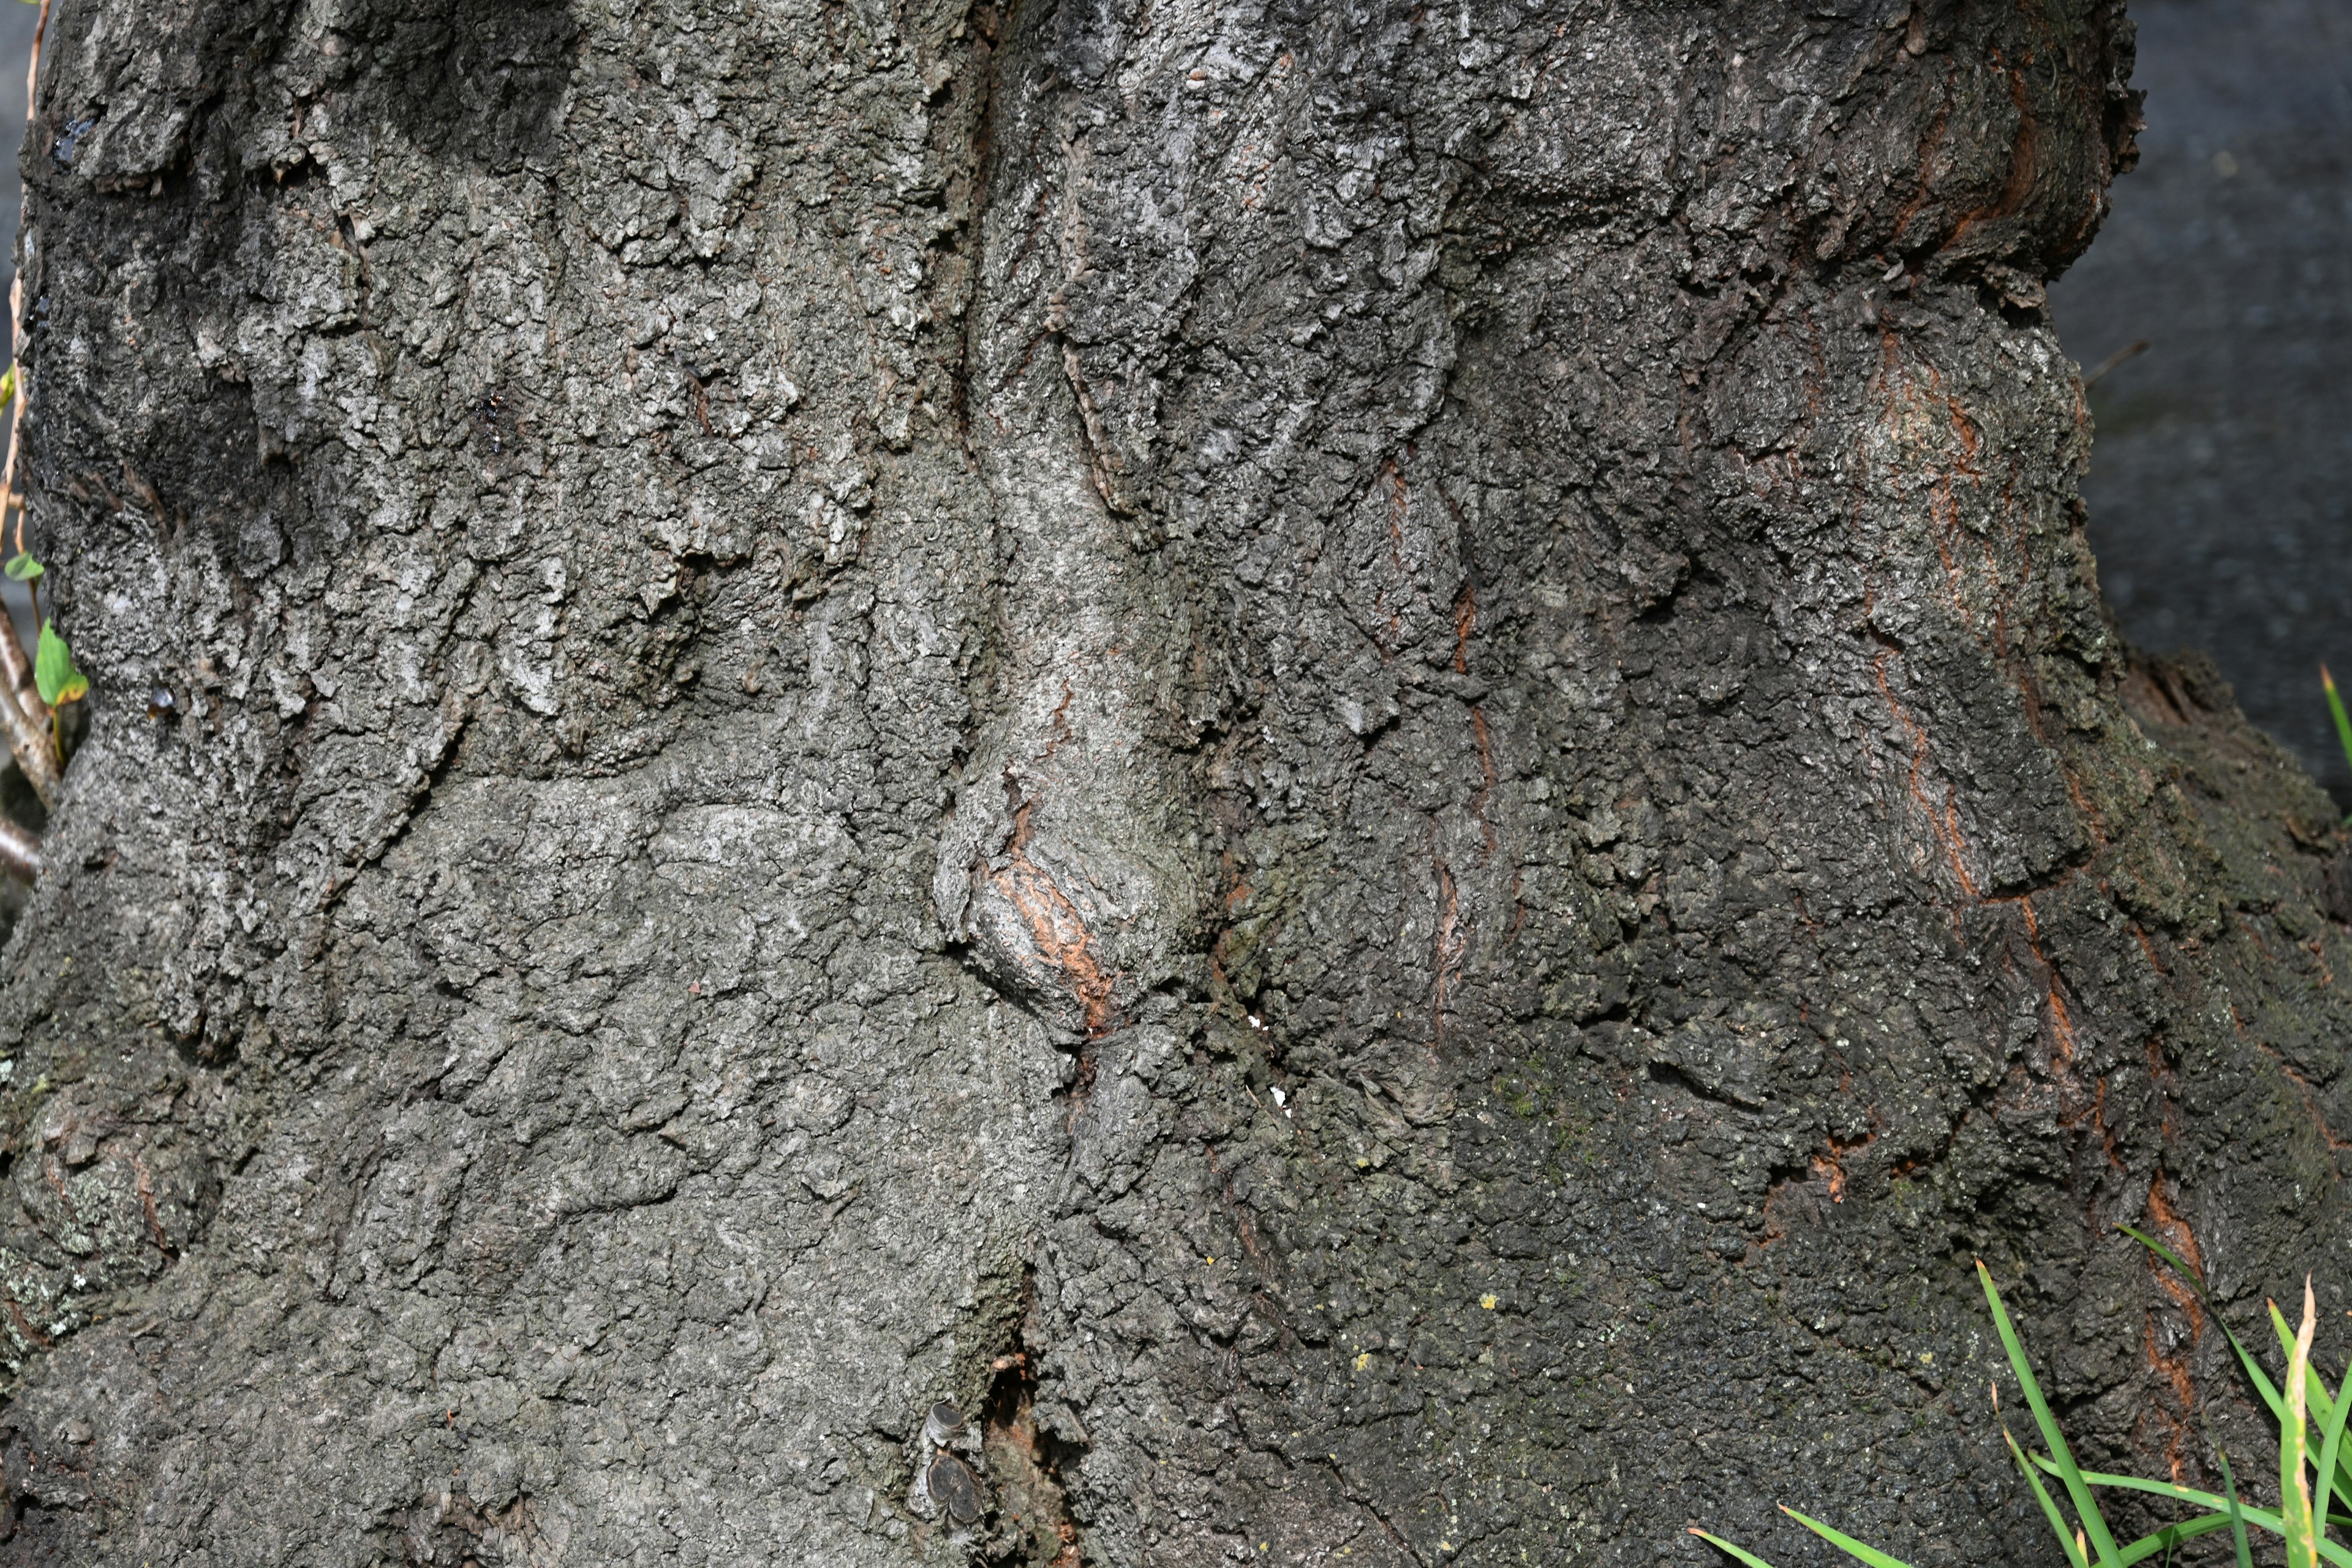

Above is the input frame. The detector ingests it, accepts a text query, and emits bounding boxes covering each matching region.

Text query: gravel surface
[2051,0,2352,802]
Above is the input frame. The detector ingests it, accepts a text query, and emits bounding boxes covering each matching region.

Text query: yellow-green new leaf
[4,551,42,582]
[34,620,85,707]
[2330,668,2352,818]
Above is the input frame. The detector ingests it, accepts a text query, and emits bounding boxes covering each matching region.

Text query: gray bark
[0,0,2337,1564]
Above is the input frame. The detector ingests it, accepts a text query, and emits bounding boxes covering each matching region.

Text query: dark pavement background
[0,1,31,340]
[2049,0,2352,804]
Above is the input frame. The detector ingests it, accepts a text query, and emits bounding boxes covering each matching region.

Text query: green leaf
[33,620,84,707]
[1687,1528,1781,1568]
[2316,1348,2352,1546]
[2219,1307,2287,1427]
[2007,1430,2090,1568]
[2041,1460,2352,1568]
[2282,1315,2351,1452]
[2219,1444,2256,1568]
[2115,1515,2248,1567]
[4,551,42,582]
[1980,1260,2126,1568]
[2276,1299,2305,1371]
[2328,667,2352,793]
[1779,1506,1917,1568]
[2117,1224,2352,1498]
[0,364,16,405]
[2267,1305,2352,1510]
[2116,1225,2200,1287]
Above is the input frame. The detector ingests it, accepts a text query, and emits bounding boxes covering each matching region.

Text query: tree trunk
[0,0,2337,1562]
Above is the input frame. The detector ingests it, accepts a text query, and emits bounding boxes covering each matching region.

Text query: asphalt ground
[2049,0,2352,804]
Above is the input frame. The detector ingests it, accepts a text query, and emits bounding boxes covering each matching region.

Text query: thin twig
[0,0,59,808]
[2084,337,2150,390]
[0,815,38,884]
[0,684,55,807]
[1,0,44,575]
[0,411,43,722]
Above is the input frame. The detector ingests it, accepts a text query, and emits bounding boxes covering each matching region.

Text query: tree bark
[0,0,2338,1562]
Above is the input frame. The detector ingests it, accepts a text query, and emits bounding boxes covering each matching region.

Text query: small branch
[0,335,42,729]
[3,0,40,568]
[2083,338,2150,390]
[0,686,56,808]
[0,815,39,884]
[0,404,59,805]
[0,0,61,811]
[0,475,55,807]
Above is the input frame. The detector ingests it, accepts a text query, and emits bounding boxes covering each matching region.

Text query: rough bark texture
[0,0,2342,1564]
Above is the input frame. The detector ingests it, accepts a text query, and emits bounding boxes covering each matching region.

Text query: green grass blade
[2326,668,2352,800]
[1779,1507,1917,1568]
[2267,1297,2352,1504]
[2008,1430,2090,1568]
[2045,1462,2352,1568]
[2117,1226,2201,1287]
[2301,1357,2343,1427]
[1688,1528,1780,1568]
[2113,1231,2352,1525]
[2119,1227,2287,1419]
[2220,1445,2256,1568]
[2036,1460,2226,1513]
[2318,1351,2352,1544]
[2293,1349,2352,1510]
[2216,1316,2287,1425]
[1980,1260,2126,1568]
[2116,1514,2245,1567]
